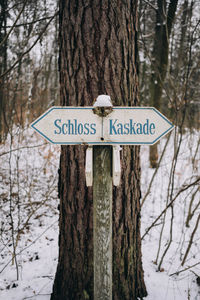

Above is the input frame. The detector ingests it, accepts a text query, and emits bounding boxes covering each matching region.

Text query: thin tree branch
[23,293,51,300]
[0,143,48,157]
[0,220,58,274]
[4,15,57,28]
[0,0,28,49]
[186,187,200,227]
[141,132,171,207]
[143,0,157,11]
[169,261,200,276]
[0,11,58,79]
[181,213,200,266]
[142,177,200,240]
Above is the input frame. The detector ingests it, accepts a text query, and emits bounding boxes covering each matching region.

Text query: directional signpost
[31,106,174,145]
[31,95,174,300]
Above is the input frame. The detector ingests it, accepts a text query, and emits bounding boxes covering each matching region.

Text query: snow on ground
[0,127,60,300]
[141,129,200,300]
[0,125,199,299]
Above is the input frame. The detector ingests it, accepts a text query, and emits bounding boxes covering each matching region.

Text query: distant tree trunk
[51,1,147,299]
[149,0,178,168]
[177,0,189,68]
[0,0,7,141]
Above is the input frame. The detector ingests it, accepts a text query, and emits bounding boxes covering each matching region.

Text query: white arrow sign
[31,107,174,145]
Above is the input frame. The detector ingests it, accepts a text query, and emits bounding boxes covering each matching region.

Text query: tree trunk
[0,0,7,141]
[51,1,147,299]
[149,0,178,168]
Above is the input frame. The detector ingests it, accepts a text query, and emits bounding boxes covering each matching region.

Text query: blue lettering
[78,123,83,135]
[109,119,118,135]
[90,123,96,134]
[136,123,142,134]
[62,123,68,135]
[55,119,98,135]
[75,119,77,135]
[150,123,155,134]
[143,119,149,134]
[130,120,136,134]
[54,119,61,134]
[68,120,74,134]
[124,123,130,135]
[84,123,90,135]
[117,123,123,134]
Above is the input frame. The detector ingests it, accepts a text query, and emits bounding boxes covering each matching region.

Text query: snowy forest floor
[0,126,199,300]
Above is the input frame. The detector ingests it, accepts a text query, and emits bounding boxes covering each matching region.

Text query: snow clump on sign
[93,95,113,107]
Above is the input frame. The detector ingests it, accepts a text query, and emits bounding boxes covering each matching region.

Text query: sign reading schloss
[31,107,174,145]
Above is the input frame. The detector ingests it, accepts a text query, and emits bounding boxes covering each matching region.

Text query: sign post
[93,145,112,300]
[31,95,174,300]
[92,96,113,300]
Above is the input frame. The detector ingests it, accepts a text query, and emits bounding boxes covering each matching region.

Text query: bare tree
[149,0,178,168]
[0,0,8,141]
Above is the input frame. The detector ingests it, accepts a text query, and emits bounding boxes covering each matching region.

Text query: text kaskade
[109,119,155,135]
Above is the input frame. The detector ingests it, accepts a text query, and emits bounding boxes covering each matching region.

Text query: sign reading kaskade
[31,107,174,145]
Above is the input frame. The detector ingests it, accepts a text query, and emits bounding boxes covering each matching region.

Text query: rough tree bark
[51,1,147,299]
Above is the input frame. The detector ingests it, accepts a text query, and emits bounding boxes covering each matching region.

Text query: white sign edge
[30,106,175,145]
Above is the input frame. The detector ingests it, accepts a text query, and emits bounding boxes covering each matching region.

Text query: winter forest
[0,0,199,299]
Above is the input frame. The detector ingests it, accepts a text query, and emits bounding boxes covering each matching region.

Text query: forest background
[0,0,199,299]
